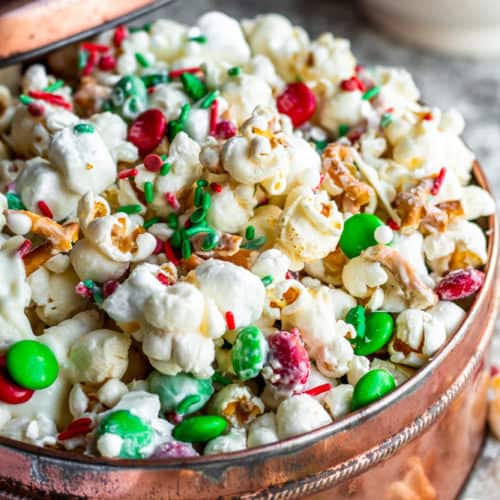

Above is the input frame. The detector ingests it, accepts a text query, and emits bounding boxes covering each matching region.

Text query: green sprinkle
[167,213,179,229]
[93,289,104,305]
[102,100,112,112]
[179,103,191,123]
[227,67,241,77]
[144,181,154,204]
[167,120,184,141]
[181,239,192,259]
[19,94,34,105]
[129,22,152,33]
[362,86,381,101]
[338,124,349,137]
[201,232,218,251]
[189,35,207,43]
[194,186,204,207]
[180,73,207,101]
[380,113,393,128]
[313,139,329,152]
[201,192,211,210]
[160,162,171,176]
[200,90,219,109]
[6,192,25,210]
[212,372,231,386]
[144,217,161,229]
[44,80,64,92]
[241,235,266,250]
[245,225,255,241]
[78,49,88,70]
[261,275,273,287]
[117,204,143,214]
[171,230,182,248]
[135,52,150,68]
[190,207,207,224]
[73,123,95,134]
[140,73,169,87]
[177,394,202,415]
[184,225,216,239]
[196,179,208,187]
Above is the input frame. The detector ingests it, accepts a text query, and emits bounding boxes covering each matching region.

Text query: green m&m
[147,371,214,415]
[352,311,394,356]
[351,369,396,411]
[339,213,385,258]
[97,410,154,459]
[107,75,147,121]
[346,305,366,343]
[232,326,268,381]
[173,415,227,443]
[6,340,59,390]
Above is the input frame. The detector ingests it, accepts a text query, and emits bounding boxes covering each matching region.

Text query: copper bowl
[0,161,497,499]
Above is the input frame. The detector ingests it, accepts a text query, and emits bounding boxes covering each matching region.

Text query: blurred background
[139,1,500,497]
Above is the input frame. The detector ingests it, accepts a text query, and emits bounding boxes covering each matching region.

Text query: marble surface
[146,1,500,497]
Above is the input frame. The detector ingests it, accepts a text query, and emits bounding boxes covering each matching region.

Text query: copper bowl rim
[0,161,497,470]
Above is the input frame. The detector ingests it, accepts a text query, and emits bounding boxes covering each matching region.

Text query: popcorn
[323,384,354,419]
[247,412,279,447]
[342,256,388,298]
[204,427,247,455]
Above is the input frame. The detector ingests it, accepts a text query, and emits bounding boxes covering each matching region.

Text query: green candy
[6,192,25,210]
[6,340,58,390]
[147,371,214,415]
[173,415,227,443]
[97,410,154,459]
[353,312,394,356]
[140,73,169,87]
[339,213,385,258]
[351,369,396,410]
[346,305,366,343]
[73,123,95,134]
[106,75,147,120]
[180,73,207,101]
[232,326,268,381]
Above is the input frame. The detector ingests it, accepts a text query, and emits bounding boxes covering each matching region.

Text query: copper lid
[0,0,175,67]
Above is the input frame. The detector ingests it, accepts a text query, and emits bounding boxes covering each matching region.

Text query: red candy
[340,76,366,92]
[144,153,163,172]
[98,54,117,71]
[303,383,332,397]
[0,356,34,404]
[435,268,485,301]
[265,329,310,392]
[113,25,127,48]
[58,417,93,441]
[276,82,316,128]
[128,109,167,157]
[431,167,447,196]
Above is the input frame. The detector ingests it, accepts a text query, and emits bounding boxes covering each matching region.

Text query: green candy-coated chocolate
[173,415,227,443]
[147,371,214,414]
[6,340,59,390]
[107,75,147,120]
[97,410,154,459]
[346,305,366,343]
[6,192,25,210]
[351,369,396,410]
[339,213,385,258]
[353,311,394,356]
[232,326,268,381]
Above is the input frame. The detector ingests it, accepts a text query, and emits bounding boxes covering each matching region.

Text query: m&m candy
[351,369,396,411]
[172,415,227,443]
[339,213,385,258]
[232,326,268,381]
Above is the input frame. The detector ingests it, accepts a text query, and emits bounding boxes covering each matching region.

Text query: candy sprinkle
[27,102,45,117]
[82,50,97,76]
[181,239,192,259]
[17,239,32,258]
[380,113,393,128]
[227,66,241,77]
[261,275,273,287]
[81,42,109,53]
[362,86,381,101]
[431,167,447,196]
[143,217,161,229]
[160,162,171,176]
[117,204,143,214]
[209,99,219,136]
[156,273,170,286]
[167,213,179,229]
[113,25,127,47]
[37,200,53,218]
[245,225,255,241]
[73,123,95,134]
[241,235,266,250]
[210,182,222,193]
[118,168,138,180]
[135,52,150,68]
[28,90,72,110]
[225,311,236,330]
[303,383,332,397]
[44,79,64,93]
[181,73,207,101]
[164,241,180,266]
[165,192,180,211]
[189,35,207,43]
[169,67,202,79]
[144,181,154,204]
[338,124,349,137]
[200,90,219,109]
[19,94,34,106]
[386,218,401,231]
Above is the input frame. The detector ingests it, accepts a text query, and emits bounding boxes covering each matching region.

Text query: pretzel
[322,143,375,213]
[362,244,437,309]
[420,200,464,234]
[393,178,434,234]
[73,76,111,118]
[322,246,348,285]
[192,232,243,258]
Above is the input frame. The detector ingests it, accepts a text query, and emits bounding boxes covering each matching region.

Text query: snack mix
[0,11,495,459]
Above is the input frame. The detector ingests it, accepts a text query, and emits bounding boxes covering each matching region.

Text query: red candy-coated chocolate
[277,82,316,128]
[215,120,237,139]
[27,102,45,117]
[128,109,167,157]
[144,153,163,172]
[435,268,485,301]
[265,329,310,392]
[0,356,34,404]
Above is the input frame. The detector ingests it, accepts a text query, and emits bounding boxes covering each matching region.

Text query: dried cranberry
[276,82,316,128]
[265,329,310,392]
[128,109,167,157]
[215,120,237,139]
[0,356,34,404]
[435,268,485,301]
[152,441,199,458]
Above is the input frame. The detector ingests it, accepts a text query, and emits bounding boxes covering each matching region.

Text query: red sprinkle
[285,271,296,280]
[431,167,447,196]
[153,237,164,255]
[28,91,72,110]
[118,167,138,179]
[128,109,167,157]
[82,49,98,77]
[17,239,33,258]
[303,383,332,397]
[386,218,401,231]
[81,42,110,53]
[0,356,34,404]
[169,67,202,79]
[340,76,366,92]
[102,280,119,297]
[58,417,93,441]
[27,102,45,117]
[209,99,219,136]
[225,311,236,330]
[210,182,223,193]
[113,25,127,48]
[313,173,325,191]
[98,54,117,71]
[423,112,433,121]
[37,200,53,218]
[75,282,93,298]
[435,268,485,301]
[165,192,180,211]
[156,273,170,286]
[183,219,191,228]
[144,153,163,172]
[491,365,500,377]
[215,120,237,139]
[347,129,363,143]
[147,86,156,95]
[355,64,364,74]
[277,82,316,128]
[164,241,180,266]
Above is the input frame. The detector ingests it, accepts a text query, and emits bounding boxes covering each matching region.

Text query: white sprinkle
[374,225,393,245]
[7,213,32,235]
